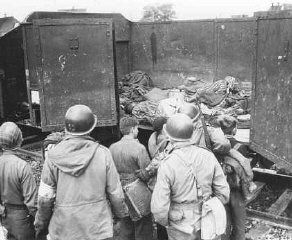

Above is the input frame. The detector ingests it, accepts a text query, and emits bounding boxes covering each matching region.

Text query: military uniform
[151,143,230,240]
[0,122,37,240]
[110,135,153,240]
[191,120,231,154]
[35,135,128,240]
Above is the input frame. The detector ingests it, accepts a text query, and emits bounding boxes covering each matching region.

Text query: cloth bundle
[120,71,154,102]
[132,101,160,124]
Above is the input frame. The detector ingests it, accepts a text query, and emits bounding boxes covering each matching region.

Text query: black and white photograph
[0,0,291,239]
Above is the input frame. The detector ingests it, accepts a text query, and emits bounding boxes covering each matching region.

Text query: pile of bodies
[119,71,252,129]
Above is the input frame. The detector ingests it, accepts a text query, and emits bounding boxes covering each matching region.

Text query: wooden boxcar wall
[251,17,292,171]
[0,26,28,121]
[130,17,291,170]
[24,12,131,82]
[130,19,255,88]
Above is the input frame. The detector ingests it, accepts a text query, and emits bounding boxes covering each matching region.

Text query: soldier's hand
[135,169,151,182]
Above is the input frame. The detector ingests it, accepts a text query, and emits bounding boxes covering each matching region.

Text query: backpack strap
[194,102,212,150]
[171,149,203,199]
[200,115,212,150]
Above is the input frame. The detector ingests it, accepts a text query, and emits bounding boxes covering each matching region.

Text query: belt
[171,201,202,209]
[120,172,136,180]
[4,203,27,210]
[120,173,137,186]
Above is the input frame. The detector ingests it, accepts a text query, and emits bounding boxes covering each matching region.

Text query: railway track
[245,171,292,239]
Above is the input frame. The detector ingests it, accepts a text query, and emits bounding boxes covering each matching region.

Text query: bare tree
[141,3,176,22]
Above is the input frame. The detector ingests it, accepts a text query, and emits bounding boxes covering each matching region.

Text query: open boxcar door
[33,18,117,131]
[251,18,292,171]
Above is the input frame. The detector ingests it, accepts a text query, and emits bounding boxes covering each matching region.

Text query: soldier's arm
[34,158,57,235]
[148,133,157,159]
[151,163,171,226]
[207,127,231,154]
[137,145,151,170]
[212,158,230,204]
[21,163,38,216]
[105,149,128,218]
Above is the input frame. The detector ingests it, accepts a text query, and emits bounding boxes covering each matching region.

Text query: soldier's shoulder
[159,152,179,166]
[136,141,148,151]
[98,144,111,153]
[6,153,31,169]
[190,144,213,154]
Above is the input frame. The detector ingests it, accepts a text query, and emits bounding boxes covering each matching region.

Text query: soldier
[217,115,256,240]
[148,117,168,159]
[151,114,230,240]
[34,105,128,240]
[178,103,231,155]
[0,122,37,240]
[109,116,153,240]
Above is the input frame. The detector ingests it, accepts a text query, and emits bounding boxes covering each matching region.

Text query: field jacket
[0,151,37,214]
[109,136,151,186]
[191,120,231,155]
[35,135,128,240]
[151,143,229,234]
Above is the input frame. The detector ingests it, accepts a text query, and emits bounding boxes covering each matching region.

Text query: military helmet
[0,122,23,149]
[178,103,201,122]
[163,113,193,142]
[65,105,97,136]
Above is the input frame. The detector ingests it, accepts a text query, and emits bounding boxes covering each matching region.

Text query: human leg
[2,208,35,240]
[230,190,246,240]
[157,223,168,240]
[166,227,199,240]
[220,204,232,240]
[135,214,154,240]
[115,216,135,240]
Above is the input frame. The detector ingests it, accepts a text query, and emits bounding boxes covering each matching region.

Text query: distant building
[269,3,282,11]
[231,14,249,19]
[58,8,87,13]
[283,3,292,10]
[0,17,19,37]
[254,3,292,18]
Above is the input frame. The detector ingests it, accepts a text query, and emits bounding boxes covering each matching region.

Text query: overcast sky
[0,0,290,21]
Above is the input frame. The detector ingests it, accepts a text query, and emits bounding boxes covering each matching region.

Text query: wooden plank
[247,208,292,228]
[253,168,292,179]
[22,141,43,150]
[15,148,42,159]
[268,189,292,216]
[246,181,266,205]
[245,222,270,240]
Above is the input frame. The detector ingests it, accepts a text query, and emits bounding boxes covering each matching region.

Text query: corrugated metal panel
[33,18,118,131]
[250,18,292,170]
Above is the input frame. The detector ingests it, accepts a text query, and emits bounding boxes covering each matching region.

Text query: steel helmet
[163,113,193,142]
[0,122,23,149]
[178,103,201,122]
[65,105,97,136]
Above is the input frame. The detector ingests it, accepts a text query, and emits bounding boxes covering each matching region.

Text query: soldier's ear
[232,126,237,136]
[130,126,137,134]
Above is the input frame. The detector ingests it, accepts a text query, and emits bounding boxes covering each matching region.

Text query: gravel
[263,227,292,240]
[247,184,285,212]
